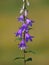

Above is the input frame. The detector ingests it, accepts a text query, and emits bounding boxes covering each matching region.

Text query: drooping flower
[15,23,28,38]
[26,18,33,26]
[25,33,34,42]
[21,23,28,32]
[18,15,24,22]
[18,39,26,50]
[15,28,22,38]
[18,15,34,27]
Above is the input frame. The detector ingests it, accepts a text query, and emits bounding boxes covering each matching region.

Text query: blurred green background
[0,0,49,65]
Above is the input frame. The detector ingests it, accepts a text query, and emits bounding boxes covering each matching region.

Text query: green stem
[24,0,26,10]
[23,0,26,65]
[24,50,26,65]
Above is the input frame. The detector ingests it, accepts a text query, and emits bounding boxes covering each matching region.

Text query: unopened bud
[22,4,25,9]
[27,0,30,6]
[23,0,25,2]
[20,8,23,14]
[25,10,28,16]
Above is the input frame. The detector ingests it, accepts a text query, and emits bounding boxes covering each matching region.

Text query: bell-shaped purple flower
[15,28,22,38]
[15,24,28,38]
[18,39,26,50]
[26,18,33,26]
[21,23,28,32]
[18,15,24,22]
[25,33,33,42]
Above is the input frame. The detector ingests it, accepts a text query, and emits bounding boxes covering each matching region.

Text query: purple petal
[29,22,32,26]
[25,28,29,32]
[29,36,32,41]
[16,32,19,36]
[18,15,24,22]
[15,28,22,37]
[18,39,26,50]
[26,38,28,42]
[25,33,33,42]
[26,19,33,26]
[21,23,28,31]
[26,19,31,23]
[25,33,30,38]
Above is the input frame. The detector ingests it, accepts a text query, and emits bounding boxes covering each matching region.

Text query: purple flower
[15,28,22,38]
[18,39,26,50]
[18,15,24,22]
[21,23,28,32]
[25,33,34,42]
[26,18,33,26]
[15,24,28,38]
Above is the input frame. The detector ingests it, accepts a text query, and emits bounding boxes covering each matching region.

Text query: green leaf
[24,50,37,54]
[25,58,32,62]
[14,57,24,60]
[28,50,36,54]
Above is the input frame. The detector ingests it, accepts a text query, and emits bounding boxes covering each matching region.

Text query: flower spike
[15,0,35,65]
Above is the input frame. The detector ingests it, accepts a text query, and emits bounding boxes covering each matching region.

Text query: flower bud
[20,8,23,14]
[22,3,25,10]
[24,10,28,16]
[23,0,25,2]
[27,0,30,6]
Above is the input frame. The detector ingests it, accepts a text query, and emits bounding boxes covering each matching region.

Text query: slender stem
[24,0,26,10]
[23,0,26,65]
[24,50,26,65]
[23,0,26,23]
[23,30,26,65]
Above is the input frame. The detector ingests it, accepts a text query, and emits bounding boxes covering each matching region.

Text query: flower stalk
[15,0,34,65]
[23,0,26,64]
[24,50,26,65]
